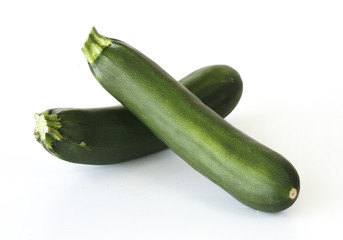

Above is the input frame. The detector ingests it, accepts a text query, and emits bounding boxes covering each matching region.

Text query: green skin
[34,65,243,164]
[82,27,300,212]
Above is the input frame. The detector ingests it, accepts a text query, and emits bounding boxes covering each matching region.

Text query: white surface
[1,0,343,239]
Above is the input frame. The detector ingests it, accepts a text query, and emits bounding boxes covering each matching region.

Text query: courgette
[34,65,243,164]
[82,27,300,212]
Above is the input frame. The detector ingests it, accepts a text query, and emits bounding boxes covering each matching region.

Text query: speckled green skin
[83,28,300,212]
[35,65,243,165]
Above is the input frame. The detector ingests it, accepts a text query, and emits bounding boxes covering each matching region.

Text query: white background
[1,0,343,239]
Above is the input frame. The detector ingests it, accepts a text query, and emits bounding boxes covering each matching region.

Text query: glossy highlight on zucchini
[82,27,300,212]
[34,65,243,165]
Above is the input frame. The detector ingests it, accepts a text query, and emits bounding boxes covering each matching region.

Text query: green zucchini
[34,65,243,165]
[82,27,300,212]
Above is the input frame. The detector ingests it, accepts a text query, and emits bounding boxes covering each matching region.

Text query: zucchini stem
[34,111,62,150]
[82,27,112,64]
[34,113,49,141]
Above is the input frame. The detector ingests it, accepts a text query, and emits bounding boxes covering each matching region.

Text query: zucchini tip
[289,187,298,200]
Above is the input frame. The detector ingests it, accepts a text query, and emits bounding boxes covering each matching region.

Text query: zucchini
[82,27,300,212]
[34,65,243,164]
